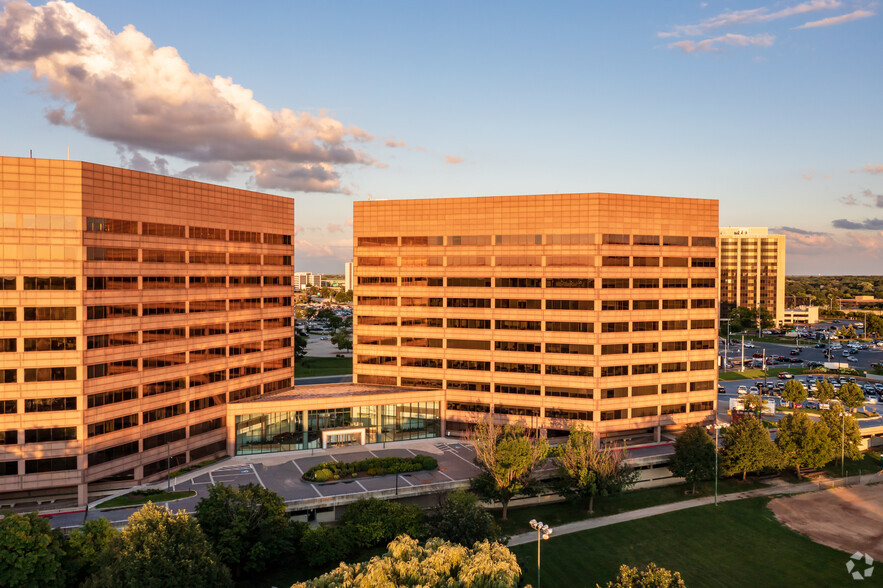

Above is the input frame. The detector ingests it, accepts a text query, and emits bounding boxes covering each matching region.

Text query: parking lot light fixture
[529,519,553,588]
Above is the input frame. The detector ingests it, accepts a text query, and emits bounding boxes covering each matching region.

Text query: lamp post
[529,519,553,588]
[712,422,724,506]
[842,411,846,479]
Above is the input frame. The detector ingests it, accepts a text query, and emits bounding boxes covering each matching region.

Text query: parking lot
[47,438,481,529]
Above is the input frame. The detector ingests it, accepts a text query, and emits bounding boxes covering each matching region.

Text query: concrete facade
[719,227,786,325]
[0,156,294,504]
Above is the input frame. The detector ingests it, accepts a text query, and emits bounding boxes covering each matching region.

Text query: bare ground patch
[769,482,883,560]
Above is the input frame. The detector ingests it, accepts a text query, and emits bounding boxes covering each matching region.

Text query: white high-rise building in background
[344,261,353,292]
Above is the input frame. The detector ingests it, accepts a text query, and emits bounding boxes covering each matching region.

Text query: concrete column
[302,409,309,448]
[654,426,661,443]
[77,482,88,506]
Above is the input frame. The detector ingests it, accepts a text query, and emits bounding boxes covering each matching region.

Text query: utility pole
[741,335,745,372]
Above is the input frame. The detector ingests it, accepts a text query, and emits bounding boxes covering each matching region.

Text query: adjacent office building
[0,156,294,504]
[718,227,785,325]
[353,193,720,443]
[344,261,354,292]
[294,272,322,291]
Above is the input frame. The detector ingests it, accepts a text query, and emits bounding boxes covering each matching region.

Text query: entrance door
[327,433,360,447]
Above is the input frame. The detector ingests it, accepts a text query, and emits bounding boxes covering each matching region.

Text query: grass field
[494,478,765,536]
[295,356,352,377]
[822,451,882,478]
[96,490,195,509]
[719,367,807,380]
[510,497,853,587]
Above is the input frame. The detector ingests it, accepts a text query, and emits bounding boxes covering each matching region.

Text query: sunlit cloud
[327,224,343,233]
[838,194,859,206]
[660,0,840,38]
[445,155,464,164]
[0,0,376,193]
[670,33,775,53]
[794,8,875,28]
[385,139,405,148]
[853,164,883,174]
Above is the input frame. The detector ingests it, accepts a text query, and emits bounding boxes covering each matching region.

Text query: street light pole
[842,411,846,478]
[529,519,553,588]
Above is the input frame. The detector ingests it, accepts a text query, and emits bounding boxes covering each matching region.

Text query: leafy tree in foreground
[293,535,522,588]
[782,380,807,405]
[819,405,863,463]
[65,518,118,585]
[837,382,865,410]
[720,416,781,480]
[294,333,308,360]
[195,483,295,578]
[428,489,502,547]
[330,327,352,352]
[775,412,835,478]
[88,503,231,588]
[556,424,638,513]
[468,417,549,520]
[600,563,687,588]
[668,425,716,494]
[0,511,67,587]
[866,313,883,338]
[815,380,835,404]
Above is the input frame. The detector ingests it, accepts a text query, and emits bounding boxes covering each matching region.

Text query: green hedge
[302,454,437,482]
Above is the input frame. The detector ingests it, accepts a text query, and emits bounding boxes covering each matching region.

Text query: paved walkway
[508,472,883,546]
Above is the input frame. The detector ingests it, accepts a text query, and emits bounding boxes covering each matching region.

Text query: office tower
[719,228,785,325]
[294,272,322,291]
[0,156,294,504]
[352,193,719,443]
[345,261,353,292]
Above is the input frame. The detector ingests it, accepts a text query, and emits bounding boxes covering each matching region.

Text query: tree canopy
[782,380,807,405]
[468,417,549,520]
[720,417,781,480]
[837,382,865,410]
[293,536,522,588]
[741,393,766,415]
[819,405,863,462]
[775,412,836,478]
[600,563,687,588]
[0,511,67,587]
[556,425,638,513]
[195,483,296,579]
[428,489,502,547]
[668,425,716,494]
[89,503,232,587]
[815,380,835,404]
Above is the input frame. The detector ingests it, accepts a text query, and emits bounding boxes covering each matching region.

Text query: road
[294,375,352,386]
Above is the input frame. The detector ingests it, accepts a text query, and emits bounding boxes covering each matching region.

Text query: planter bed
[302,454,438,482]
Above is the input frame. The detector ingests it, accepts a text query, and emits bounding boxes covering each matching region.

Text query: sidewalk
[507,472,882,546]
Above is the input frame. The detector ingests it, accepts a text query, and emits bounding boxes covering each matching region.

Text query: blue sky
[0,0,880,274]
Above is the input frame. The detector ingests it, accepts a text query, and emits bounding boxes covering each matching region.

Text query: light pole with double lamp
[529,519,553,588]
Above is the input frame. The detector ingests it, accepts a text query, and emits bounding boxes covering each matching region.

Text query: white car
[744,342,756,348]
[749,386,759,394]
[737,385,748,395]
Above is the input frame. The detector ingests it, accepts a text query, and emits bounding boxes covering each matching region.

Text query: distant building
[783,306,819,325]
[344,261,353,292]
[719,227,785,326]
[294,272,322,290]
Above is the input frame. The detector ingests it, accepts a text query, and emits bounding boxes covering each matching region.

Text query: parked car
[749,386,760,394]
[737,385,748,395]
[718,385,726,394]
[790,348,801,355]
[804,400,819,410]
[744,342,756,348]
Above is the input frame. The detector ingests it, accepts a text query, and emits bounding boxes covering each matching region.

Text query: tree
[428,489,501,547]
[815,380,835,404]
[89,503,232,587]
[720,417,781,480]
[195,483,295,579]
[330,327,352,352]
[293,536,522,588]
[600,563,687,588]
[775,412,836,478]
[338,498,426,550]
[838,382,865,410]
[866,313,883,338]
[782,379,807,405]
[837,325,857,340]
[819,405,863,463]
[668,425,716,494]
[728,306,755,331]
[556,424,638,513]
[468,417,549,520]
[758,307,775,329]
[741,393,766,415]
[0,511,67,587]
[294,333,308,360]
[334,290,353,303]
[65,518,118,585]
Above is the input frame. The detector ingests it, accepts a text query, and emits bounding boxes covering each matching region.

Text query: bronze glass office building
[352,193,719,443]
[0,156,294,504]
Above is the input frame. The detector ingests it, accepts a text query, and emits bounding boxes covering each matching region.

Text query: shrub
[339,498,427,549]
[312,468,333,483]
[302,454,438,481]
[300,525,354,568]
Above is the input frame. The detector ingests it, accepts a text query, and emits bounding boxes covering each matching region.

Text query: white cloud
[0,0,376,193]
[660,0,840,38]
[854,164,883,174]
[445,155,464,164]
[670,33,775,53]
[795,8,875,28]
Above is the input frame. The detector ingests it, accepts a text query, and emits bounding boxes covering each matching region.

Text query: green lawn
[822,451,882,478]
[719,367,809,380]
[494,478,765,536]
[96,490,196,509]
[510,497,853,587]
[295,356,352,377]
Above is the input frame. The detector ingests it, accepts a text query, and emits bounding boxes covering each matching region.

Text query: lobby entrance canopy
[322,427,366,448]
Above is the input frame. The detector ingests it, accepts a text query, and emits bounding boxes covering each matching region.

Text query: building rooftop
[237,382,435,403]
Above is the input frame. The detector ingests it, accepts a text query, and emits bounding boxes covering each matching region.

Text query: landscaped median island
[95,488,196,509]
[302,454,438,482]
